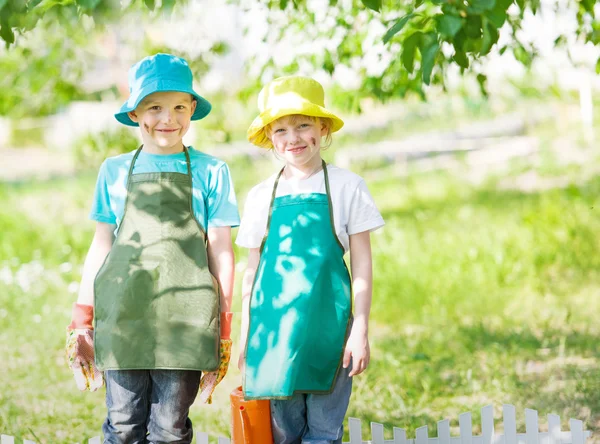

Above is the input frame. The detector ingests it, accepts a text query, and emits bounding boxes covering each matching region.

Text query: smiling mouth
[156,129,179,133]
[288,146,307,153]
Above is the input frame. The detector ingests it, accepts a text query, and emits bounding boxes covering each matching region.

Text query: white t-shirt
[236,165,385,253]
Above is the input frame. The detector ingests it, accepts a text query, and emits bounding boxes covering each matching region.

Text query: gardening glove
[65,303,104,392]
[198,312,233,404]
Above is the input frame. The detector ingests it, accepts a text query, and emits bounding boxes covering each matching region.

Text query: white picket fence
[1,404,592,444]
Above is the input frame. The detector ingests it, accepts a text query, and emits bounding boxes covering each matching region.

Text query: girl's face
[269,115,327,170]
[128,91,197,154]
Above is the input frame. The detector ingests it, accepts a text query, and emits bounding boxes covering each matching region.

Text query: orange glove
[65,303,104,391]
[198,312,233,404]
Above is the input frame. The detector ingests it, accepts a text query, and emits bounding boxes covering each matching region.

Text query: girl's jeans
[102,369,201,444]
[270,362,353,444]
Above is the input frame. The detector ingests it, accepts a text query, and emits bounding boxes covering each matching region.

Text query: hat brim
[247,103,344,149]
[114,79,212,126]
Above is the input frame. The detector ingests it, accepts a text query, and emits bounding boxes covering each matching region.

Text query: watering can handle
[239,406,252,444]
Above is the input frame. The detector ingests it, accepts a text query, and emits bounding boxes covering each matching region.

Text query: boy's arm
[238,247,260,371]
[207,226,235,320]
[77,222,115,306]
[343,230,373,377]
[66,221,114,391]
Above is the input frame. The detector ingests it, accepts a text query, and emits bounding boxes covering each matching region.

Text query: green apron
[243,160,352,400]
[93,146,220,371]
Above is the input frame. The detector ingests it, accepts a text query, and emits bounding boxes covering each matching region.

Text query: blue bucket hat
[114,53,212,126]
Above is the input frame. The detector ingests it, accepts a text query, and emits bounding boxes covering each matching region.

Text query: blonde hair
[264,114,333,150]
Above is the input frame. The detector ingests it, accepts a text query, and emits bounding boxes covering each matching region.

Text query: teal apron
[93,146,220,371]
[243,161,352,400]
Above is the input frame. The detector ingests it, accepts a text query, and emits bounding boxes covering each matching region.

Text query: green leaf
[323,50,334,74]
[280,0,289,8]
[420,35,439,85]
[477,73,488,97]
[465,14,483,38]
[596,56,600,74]
[76,0,101,9]
[0,0,7,11]
[470,0,496,11]
[485,7,506,28]
[0,21,14,45]
[435,14,463,38]
[415,0,424,7]
[383,13,414,43]
[361,0,382,12]
[581,0,594,15]
[144,0,155,10]
[401,32,421,73]
[454,49,469,68]
[480,19,498,54]
[162,0,176,10]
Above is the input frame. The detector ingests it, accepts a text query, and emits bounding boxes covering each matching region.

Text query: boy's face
[269,115,327,169]
[128,91,197,153]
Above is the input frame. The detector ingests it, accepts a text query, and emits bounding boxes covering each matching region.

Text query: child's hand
[342,324,370,377]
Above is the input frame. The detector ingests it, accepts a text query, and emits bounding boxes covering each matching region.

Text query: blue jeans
[102,369,201,444]
[270,363,353,444]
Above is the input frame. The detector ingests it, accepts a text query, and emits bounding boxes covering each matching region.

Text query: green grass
[0,158,598,442]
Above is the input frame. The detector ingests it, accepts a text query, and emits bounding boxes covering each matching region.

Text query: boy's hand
[65,303,104,391]
[198,312,233,404]
[342,324,370,377]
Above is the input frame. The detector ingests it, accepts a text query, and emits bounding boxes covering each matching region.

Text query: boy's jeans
[270,362,353,444]
[102,369,201,444]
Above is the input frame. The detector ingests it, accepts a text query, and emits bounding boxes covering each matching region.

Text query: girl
[236,75,385,443]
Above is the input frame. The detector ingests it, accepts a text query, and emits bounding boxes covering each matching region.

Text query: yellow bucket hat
[247,76,344,149]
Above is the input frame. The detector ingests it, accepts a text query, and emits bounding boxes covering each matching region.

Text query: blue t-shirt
[90,147,240,231]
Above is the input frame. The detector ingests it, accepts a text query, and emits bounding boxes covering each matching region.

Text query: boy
[65,53,239,443]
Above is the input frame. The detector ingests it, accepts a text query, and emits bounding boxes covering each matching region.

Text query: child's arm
[207,226,235,319]
[343,230,373,377]
[77,222,115,306]
[237,247,260,371]
[66,221,114,391]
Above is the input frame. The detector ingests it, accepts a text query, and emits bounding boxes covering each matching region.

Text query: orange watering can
[230,386,274,444]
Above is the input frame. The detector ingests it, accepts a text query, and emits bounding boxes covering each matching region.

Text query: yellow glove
[198,312,233,404]
[65,303,104,391]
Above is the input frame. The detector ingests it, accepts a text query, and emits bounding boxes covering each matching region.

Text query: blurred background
[0,0,599,442]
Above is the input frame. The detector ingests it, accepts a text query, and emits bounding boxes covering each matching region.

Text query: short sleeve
[89,161,117,224]
[206,163,240,228]
[235,187,269,249]
[347,179,385,235]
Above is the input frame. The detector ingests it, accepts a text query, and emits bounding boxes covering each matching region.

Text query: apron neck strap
[127,145,192,180]
[127,145,144,179]
[262,159,333,252]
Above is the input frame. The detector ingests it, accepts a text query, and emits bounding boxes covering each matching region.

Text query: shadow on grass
[360,322,599,438]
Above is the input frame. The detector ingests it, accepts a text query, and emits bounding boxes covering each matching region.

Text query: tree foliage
[0,0,172,46]
[0,0,598,115]
[239,0,599,106]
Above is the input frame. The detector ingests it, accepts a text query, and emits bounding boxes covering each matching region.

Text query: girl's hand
[342,324,370,377]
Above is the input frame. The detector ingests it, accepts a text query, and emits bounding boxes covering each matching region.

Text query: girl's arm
[207,227,235,314]
[76,222,115,306]
[238,247,261,371]
[343,230,373,377]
